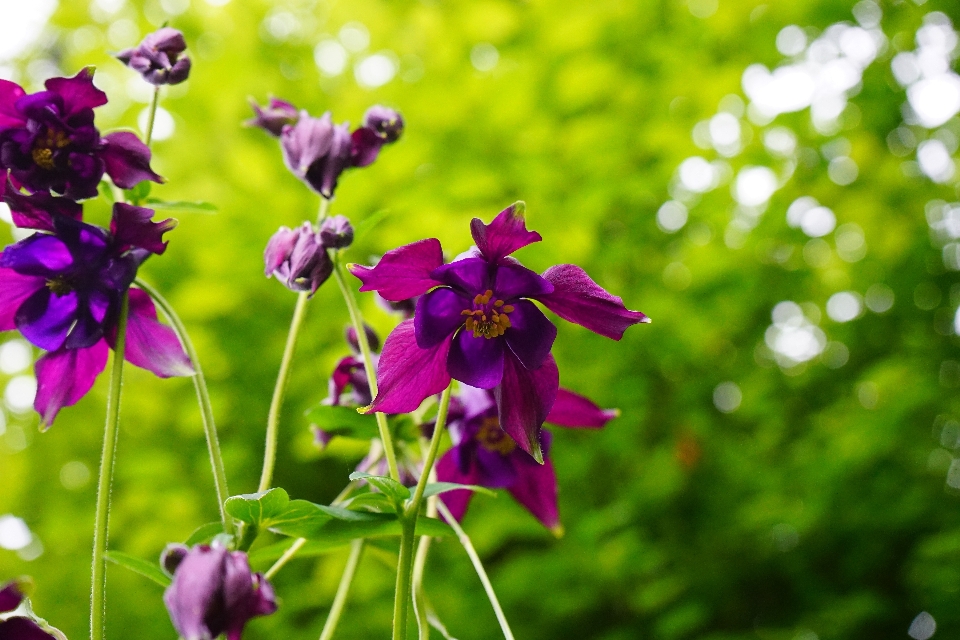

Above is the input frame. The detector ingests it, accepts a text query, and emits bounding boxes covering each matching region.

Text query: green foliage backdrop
[1,0,959,638]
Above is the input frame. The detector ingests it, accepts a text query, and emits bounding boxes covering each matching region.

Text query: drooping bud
[160,544,190,577]
[363,105,404,143]
[264,223,333,296]
[162,542,277,640]
[280,113,353,199]
[319,215,354,249]
[345,324,380,354]
[116,27,192,85]
[246,98,300,137]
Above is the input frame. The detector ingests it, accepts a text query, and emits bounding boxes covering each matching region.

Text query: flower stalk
[318,539,365,640]
[135,278,231,532]
[144,86,160,147]
[90,293,129,640]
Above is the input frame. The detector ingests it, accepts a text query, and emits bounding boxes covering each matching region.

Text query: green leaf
[248,538,352,565]
[421,482,497,499]
[144,198,218,213]
[264,499,336,538]
[184,522,225,546]
[123,181,151,205]
[98,180,116,205]
[352,208,391,240]
[104,551,170,588]
[225,488,290,527]
[349,472,411,504]
[346,491,401,514]
[305,404,379,440]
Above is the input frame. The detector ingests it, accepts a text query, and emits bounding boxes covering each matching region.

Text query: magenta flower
[161,543,277,640]
[0,68,162,200]
[0,192,192,426]
[349,203,648,460]
[115,28,192,86]
[437,385,617,530]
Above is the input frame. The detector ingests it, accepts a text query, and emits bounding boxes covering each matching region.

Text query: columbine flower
[349,203,648,460]
[245,98,299,137]
[436,385,616,532]
[263,222,333,296]
[115,27,192,86]
[161,542,277,640]
[253,102,402,198]
[0,68,162,200]
[0,192,193,426]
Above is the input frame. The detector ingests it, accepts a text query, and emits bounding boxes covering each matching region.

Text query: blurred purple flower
[349,203,648,461]
[115,27,192,86]
[437,385,617,531]
[162,542,277,640]
[245,98,299,137]
[0,581,23,613]
[0,68,162,199]
[0,194,192,427]
[0,618,62,640]
[319,215,354,249]
[263,222,333,296]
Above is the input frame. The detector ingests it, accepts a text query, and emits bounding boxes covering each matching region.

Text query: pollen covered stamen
[461,290,514,339]
[476,416,516,455]
[46,276,73,296]
[31,129,70,170]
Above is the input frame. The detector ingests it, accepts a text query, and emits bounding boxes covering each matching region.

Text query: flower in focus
[250,100,402,198]
[161,542,277,640]
[115,27,192,86]
[0,68,162,199]
[245,98,299,137]
[263,222,334,296]
[0,191,193,426]
[349,202,648,461]
[437,385,616,532]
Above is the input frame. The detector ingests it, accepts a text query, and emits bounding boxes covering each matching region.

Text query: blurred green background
[1,0,960,638]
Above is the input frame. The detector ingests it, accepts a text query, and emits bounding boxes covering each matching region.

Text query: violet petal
[546,388,618,428]
[16,288,78,351]
[0,268,43,331]
[447,331,505,389]
[469,202,542,264]
[436,449,480,522]
[34,339,109,428]
[493,263,554,301]
[430,257,491,297]
[3,189,83,232]
[0,79,26,128]
[100,131,163,188]
[0,617,59,640]
[349,238,444,301]
[44,68,107,117]
[0,582,23,613]
[507,454,560,530]
[475,446,519,488]
[367,319,452,414]
[163,545,228,640]
[537,264,649,339]
[493,352,559,462]
[0,234,73,277]
[503,299,556,371]
[111,288,194,378]
[111,202,176,255]
[350,126,383,167]
[414,287,468,349]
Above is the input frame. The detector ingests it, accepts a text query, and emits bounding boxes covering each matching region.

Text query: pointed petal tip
[511,200,526,217]
[530,440,544,464]
[550,524,565,539]
[641,316,652,324]
[357,405,371,414]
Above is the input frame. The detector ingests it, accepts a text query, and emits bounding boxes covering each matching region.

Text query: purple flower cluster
[263,215,353,295]
[248,99,403,198]
[0,69,162,200]
[350,203,648,460]
[116,28,192,86]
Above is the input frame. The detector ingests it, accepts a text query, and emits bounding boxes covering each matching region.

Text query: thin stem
[144,86,160,147]
[393,385,453,640]
[318,539,365,640]
[413,435,440,640]
[90,294,129,640]
[317,196,331,224]
[259,290,310,492]
[264,538,306,581]
[331,259,401,482]
[135,278,231,533]
[435,502,515,640]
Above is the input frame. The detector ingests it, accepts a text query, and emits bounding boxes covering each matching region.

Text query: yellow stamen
[502,305,514,313]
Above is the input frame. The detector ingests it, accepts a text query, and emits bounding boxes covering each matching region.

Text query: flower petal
[0,581,23,613]
[110,202,176,255]
[44,68,107,117]
[475,446,519,488]
[0,268,43,331]
[415,287,468,349]
[34,340,108,428]
[431,257,492,297]
[163,545,228,640]
[62,289,109,349]
[0,79,26,128]
[447,331,504,389]
[100,131,164,188]
[0,234,73,277]
[110,288,194,378]
[494,352,559,462]
[0,617,60,640]
[504,299,556,370]
[350,126,383,167]
[507,454,560,530]
[3,189,83,232]
[16,289,78,351]
[537,264,650,340]
[547,388,618,428]
[493,263,554,301]
[470,202,542,263]
[367,319,452,414]
[436,449,481,522]
[349,238,444,301]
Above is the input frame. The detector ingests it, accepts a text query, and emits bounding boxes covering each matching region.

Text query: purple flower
[345,324,380,354]
[0,581,23,613]
[263,222,333,296]
[0,69,163,200]
[437,385,617,530]
[0,618,62,640]
[319,214,354,249]
[162,542,277,640]
[349,203,648,460]
[115,28,192,86]
[363,105,404,144]
[0,194,192,427]
[245,98,299,137]
[327,354,375,408]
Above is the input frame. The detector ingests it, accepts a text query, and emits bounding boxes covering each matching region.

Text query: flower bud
[319,215,354,249]
[345,324,380,354]
[363,105,404,143]
[246,98,299,137]
[264,223,333,296]
[116,28,191,86]
[280,113,353,198]
[160,544,189,577]
[0,581,24,613]
[162,542,277,640]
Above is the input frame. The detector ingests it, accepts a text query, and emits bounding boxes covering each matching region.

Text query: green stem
[331,259,401,483]
[318,539,365,640]
[259,290,309,492]
[135,278,231,533]
[90,294,129,640]
[144,86,160,147]
[413,435,440,640]
[393,386,453,640]
[435,502,515,640]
